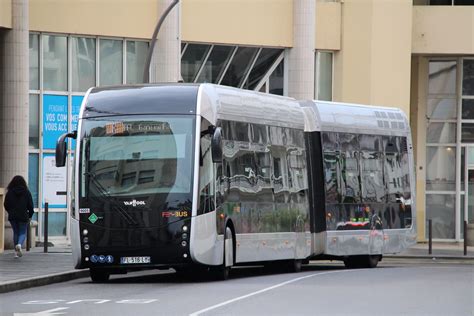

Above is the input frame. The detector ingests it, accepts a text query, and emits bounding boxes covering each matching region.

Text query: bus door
[369,213,384,255]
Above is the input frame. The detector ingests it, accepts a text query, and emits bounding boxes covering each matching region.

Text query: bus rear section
[302,101,417,268]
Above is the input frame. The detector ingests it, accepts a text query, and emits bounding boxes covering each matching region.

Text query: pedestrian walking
[3,175,34,258]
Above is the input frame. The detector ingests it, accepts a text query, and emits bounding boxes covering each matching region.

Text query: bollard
[464,221,467,256]
[428,219,432,255]
[44,202,48,253]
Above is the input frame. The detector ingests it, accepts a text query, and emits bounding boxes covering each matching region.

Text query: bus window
[198,122,215,215]
[340,133,361,204]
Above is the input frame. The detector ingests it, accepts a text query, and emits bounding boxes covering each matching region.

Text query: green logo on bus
[88,213,98,224]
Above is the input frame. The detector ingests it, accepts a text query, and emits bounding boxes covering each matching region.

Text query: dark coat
[4,187,34,222]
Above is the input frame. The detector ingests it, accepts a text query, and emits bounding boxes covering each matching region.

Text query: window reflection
[221,120,308,234]
[462,123,474,143]
[242,48,281,90]
[461,99,474,120]
[72,37,96,92]
[99,39,123,86]
[221,47,258,87]
[126,41,148,84]
[427,98,457,120]
[324,133,412,230]
[427,122,456,143]
[181,44,210,82]
[426,194,455,239]
[29,34,39,90]
[428,61,456,95]
[462,59,474,96]
[269,60,284,96]
[195,45,234,83]
[29,95,39,149]
[43,35,67,91]
[426,146,456,191]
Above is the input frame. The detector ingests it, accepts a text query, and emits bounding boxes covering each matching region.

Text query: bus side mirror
[211,127,223,163]
[55,131,77,167]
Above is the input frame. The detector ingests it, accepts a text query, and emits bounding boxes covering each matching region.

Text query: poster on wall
[43,94,68,149]
[71,96,84,150]
[42,154,67,208]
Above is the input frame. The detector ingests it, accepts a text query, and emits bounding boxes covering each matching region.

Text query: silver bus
[56,84,416,282]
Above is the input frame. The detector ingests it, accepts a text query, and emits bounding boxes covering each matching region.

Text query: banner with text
[71,96,84,150]
[43,95,68,149]
[42,154,67,208]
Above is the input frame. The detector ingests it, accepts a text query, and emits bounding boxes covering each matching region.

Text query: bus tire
[367,255,381,268]
[90,269,110,283]
[344,255,381,269]
[213,226,233,281]
[343,256,361,269]
[288,259,302,273]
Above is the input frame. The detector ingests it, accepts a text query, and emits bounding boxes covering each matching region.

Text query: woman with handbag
[4,175,34,258]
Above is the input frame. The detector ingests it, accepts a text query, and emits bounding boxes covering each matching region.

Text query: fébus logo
[123,200,146,207]
[162,211,189,218]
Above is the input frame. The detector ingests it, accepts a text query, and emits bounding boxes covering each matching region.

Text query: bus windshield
[79,116,195,198]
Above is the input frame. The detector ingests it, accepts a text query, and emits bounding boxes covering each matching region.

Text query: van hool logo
[123,199,146,207]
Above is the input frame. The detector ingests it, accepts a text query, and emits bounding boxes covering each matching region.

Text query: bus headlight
[182,233,188,239]
[182,225,188,232]
[83,237,89,243]
[83,229,88,236]
[181,241,187,247]
[84,244,90,250]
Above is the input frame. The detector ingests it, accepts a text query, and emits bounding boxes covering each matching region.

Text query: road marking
[14,307,69,315]
[66,299,110,304]
[189,270,352,316]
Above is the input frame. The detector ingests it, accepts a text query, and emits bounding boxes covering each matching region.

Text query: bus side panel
[71,218,82,269]
[190,210,223,266]
[325,231,371,256]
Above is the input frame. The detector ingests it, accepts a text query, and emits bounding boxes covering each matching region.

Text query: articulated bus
[56,84,416,282]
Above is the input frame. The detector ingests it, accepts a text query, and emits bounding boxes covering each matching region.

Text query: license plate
[120,256,151,264]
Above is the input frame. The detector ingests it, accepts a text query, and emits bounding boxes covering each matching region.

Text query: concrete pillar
[0,0,29,188]
[149,0,181,83]
[287,0,315,100]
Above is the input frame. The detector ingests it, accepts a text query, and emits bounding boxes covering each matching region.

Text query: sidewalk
[0,242,472,294]
[0,244,88,294]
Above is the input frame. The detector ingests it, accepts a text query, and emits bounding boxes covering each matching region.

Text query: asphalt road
[0,258,472,316]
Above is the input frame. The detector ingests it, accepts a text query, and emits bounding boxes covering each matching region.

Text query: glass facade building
[425,58,474,240]
[28,34,149,239]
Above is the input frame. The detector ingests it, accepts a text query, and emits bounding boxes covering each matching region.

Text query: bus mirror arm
[211,127,223,163]
[55,131,77,167]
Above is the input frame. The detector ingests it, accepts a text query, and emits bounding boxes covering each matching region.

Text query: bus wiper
[84,172,138,226]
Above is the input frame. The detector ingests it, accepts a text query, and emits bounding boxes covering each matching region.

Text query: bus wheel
[367,255,381,268]
[213,227,233,281]
[90,269,110,283]
[343,256,361,269]
[287,259,302,273]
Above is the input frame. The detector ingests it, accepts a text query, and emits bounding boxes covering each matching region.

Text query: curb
[385,255,474,261]
[0,270,90,294]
